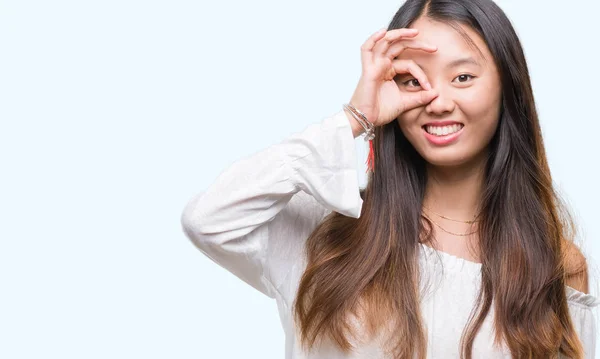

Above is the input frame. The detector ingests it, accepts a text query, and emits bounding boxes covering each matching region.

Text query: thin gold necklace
[421,213,479,237]
[422,205,481,224]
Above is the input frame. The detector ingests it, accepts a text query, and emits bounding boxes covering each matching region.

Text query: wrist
[343,109,366,138]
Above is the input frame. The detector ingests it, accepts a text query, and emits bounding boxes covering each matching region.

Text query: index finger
[392,59,432,91]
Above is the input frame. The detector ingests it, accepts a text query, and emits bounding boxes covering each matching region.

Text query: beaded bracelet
[342,103,375,141]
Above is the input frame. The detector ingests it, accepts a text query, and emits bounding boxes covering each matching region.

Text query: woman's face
[395,18,502,167]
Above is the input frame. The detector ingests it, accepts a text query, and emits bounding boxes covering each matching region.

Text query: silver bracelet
[342,103,375,141]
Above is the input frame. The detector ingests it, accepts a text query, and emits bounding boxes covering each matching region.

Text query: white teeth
[425,124,463,136]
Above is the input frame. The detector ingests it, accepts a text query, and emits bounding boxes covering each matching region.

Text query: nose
[424,85,455,116]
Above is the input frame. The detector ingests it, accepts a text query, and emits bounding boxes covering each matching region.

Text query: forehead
[398,17,494,70]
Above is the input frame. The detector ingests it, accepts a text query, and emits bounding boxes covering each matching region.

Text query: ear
[562,240,589,294]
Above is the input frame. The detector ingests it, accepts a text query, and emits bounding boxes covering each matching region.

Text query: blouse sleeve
[565,285,599,358]
[180,110,363,298]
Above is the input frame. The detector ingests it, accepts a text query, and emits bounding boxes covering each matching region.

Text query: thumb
[400,89,438,113]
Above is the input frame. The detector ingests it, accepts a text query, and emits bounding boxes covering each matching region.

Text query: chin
[418,146,488,169]
[421,152,470,167]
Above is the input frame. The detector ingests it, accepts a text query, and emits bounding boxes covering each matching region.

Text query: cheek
[396,109,421,136]
[458,92,502,134]
[460,76,502,123]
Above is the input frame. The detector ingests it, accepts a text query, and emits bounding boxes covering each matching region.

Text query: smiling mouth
[422,123,464,136]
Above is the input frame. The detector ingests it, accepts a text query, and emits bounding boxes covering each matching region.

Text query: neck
[422,153,487,220]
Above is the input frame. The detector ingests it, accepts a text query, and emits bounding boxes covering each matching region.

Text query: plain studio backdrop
[1,0,599,358]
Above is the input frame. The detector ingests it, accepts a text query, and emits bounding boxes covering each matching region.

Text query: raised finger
[372,28,419,56]
[361,28,388,53]
[386,40,437,60]
[392,59,432,91]
[360,28,388,64]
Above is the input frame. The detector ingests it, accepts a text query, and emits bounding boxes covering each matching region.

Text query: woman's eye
[402,74,475,88]
[454,74,475,83]
[403,79,421,87]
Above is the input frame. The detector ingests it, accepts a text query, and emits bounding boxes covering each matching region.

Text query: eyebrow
[407,56,483,74]
[445,57,481,69]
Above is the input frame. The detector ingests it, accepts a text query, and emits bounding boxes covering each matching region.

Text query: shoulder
[562,240,590,294]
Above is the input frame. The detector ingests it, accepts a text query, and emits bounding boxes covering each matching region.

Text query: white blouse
[180,110,599,358]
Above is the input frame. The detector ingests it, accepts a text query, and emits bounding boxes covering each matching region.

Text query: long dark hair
[293,0,586,358]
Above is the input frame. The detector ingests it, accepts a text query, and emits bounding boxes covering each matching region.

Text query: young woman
[181,0,598,357]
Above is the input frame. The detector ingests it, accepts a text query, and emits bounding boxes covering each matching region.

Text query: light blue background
[1,0,598,358]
